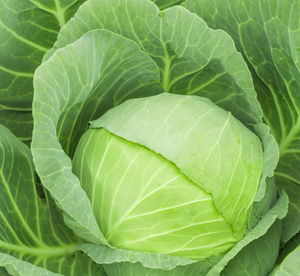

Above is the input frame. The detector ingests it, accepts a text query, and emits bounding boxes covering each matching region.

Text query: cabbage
[1,0,297,275]
[73,94,263,259]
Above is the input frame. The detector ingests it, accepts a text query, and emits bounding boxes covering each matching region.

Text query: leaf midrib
[0,18,48,52]
[0,241,77,257]
[28,0,71,28]
[279,117,300,158]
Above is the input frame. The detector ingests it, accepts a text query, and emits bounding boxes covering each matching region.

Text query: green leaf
[270,246,300,276]
[249,124,279,228]
[32,29,162,245]
[277,231,300,265]
[0,0,85,143]
[79,244,220,275]
[184,0,300,242]
[0,253,60,276]
[277,180,300,242]
[78,244,197,270]
[0,267,8,276]
[102,262,210,276]
[0,124,105,275]
[221,221,282,276]
[44,0,262,127]
[31,0,283,273]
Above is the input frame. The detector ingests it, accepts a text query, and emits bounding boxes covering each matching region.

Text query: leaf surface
[0,124,105,275]
[270,246,300,276]
[0,0,84,143]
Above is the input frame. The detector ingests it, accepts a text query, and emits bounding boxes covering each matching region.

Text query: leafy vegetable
[74,94,263,258]
[0,0,298,274]
[31,0,286,273]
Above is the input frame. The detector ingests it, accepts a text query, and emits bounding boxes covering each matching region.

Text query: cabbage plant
[0,0,299,275]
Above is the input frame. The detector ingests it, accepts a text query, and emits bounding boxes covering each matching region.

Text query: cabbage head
[73,93,264,260]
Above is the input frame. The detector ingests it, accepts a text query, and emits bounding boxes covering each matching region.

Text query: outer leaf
[78,244,197,270]
[221,221,282,276]
[102,262,208,276]
[270,246,300,276]
[277,231,300,264]
[0,0,85,143]
[0,268,8,276]
[32,29,162,245]
[0,124,106,275]
[79,244,218,276]
[249,124,279,228]
[184,0,300,242]
[0,253,59,276]
[44,0,262,128]
[208,192,288,275]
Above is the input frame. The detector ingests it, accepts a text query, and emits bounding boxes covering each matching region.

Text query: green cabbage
[73,94,264,260]
[1,0,296,274]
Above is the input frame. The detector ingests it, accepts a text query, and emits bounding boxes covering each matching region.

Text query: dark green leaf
[0,0,85,143]
[0,124,105,275]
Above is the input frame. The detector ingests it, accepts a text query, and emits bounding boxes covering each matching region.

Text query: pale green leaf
[32,29,162,245]
[78,244,197,270]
